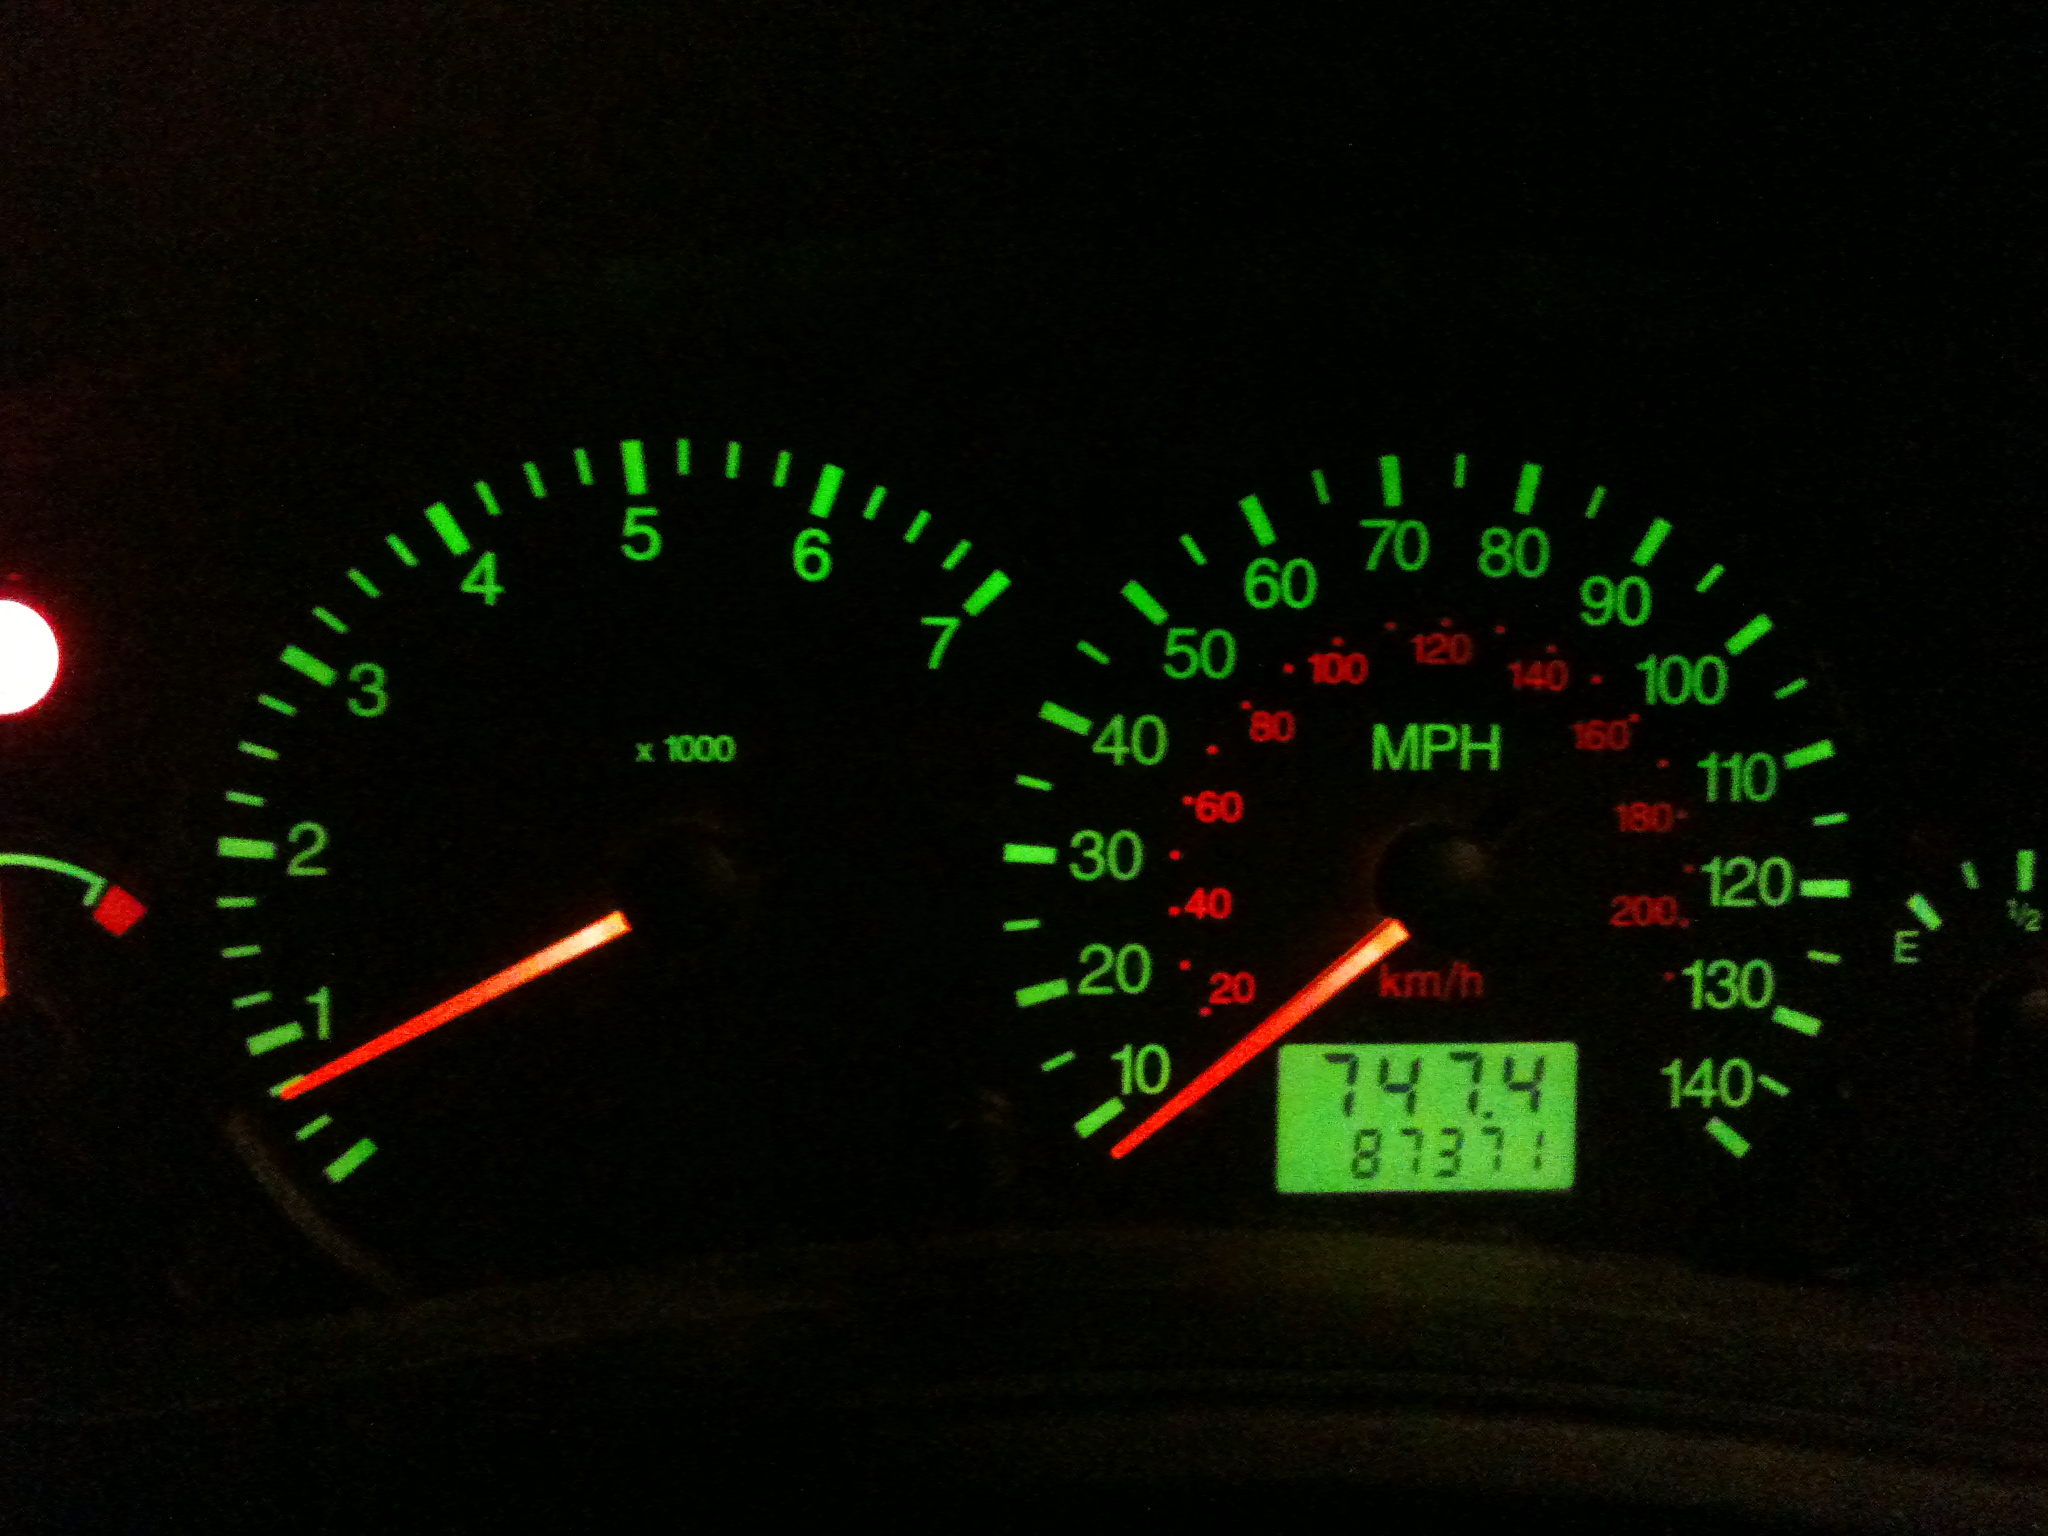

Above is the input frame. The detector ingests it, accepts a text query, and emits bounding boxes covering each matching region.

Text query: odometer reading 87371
[1275,1041,1578,1192]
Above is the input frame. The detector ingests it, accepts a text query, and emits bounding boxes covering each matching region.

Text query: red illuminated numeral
[1572,718,1633,750]
[1248,709,1296,742]
[1409,632,1473,665]
[1192,790,1245,824]
[1309,651,1369,684]
[1509,659,1570,691]
[1609,894,1683,927]
[1208,970,1257,1005]
[1182,887,1234,919]
[1614,801,1676,832]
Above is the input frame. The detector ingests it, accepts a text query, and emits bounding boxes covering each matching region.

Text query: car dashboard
[1,7,2044,1530]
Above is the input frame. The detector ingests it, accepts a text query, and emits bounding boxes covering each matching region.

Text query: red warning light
[92,885,147,937]
[0,601,60,715]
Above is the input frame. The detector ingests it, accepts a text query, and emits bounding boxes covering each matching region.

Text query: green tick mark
[1725,614,1774,655]
[1039,701,1093,735]
[1783,739,1835,770]
[325,1139,377,1183]
[1513,462,1542,515]
[1015,978,1071,1009]
[1631,518,1672,567]
[424,502,471,557]
[621,439,647,497]
[1379,455,1403,508]
[1179,534,1207,566]
[1239,495,1277,547]
[245,1021,304,1056]
[1074,1097,1125,1138]
[1906,893,1943,930]
[809,463,844,519]
[1121,580,1168,626]
[964,569,1011,614]
[1704,1117,1749,1158]
[1773,1005,1823,1037]
[280,645,337,688]
[1004,843,1058,865]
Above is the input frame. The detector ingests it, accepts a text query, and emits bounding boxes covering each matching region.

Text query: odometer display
[1276,1040,1578,1193]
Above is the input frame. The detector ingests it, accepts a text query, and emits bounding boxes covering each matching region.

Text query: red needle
[279,910,631,1099]
[1109,915,1411,1159]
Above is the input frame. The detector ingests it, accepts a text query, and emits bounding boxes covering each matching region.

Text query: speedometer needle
[1108,915,1411,1159]
[278,910,632,1099]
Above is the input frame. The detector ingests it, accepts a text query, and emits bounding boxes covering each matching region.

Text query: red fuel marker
[92,885,147,936]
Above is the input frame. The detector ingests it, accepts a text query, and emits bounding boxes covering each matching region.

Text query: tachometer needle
[1109,915,1411,1159]
[279,909,631,1099]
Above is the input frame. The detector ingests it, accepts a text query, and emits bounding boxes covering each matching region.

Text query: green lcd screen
[1276,1041,1577,1193]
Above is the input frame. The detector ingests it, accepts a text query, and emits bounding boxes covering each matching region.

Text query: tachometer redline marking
[1109,916,1412,1160]
[279,909,632,1099]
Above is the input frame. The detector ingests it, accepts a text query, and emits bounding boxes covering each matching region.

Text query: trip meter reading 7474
[991,451,1862,1253]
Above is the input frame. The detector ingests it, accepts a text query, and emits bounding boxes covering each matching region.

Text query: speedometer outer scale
[994,452,1861,1255]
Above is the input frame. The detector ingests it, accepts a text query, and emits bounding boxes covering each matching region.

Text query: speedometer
[993,451,1862,1254]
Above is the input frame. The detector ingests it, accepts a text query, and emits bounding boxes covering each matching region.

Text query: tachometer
[211,433,1021,1286]
[991,452,1862,1255]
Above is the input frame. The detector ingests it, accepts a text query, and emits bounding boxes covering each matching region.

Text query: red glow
[1110,916,1411,1159]
[0,600,60,715]
[92,885,147,936]
[280,910,631,1099]
[0,882,8,1000]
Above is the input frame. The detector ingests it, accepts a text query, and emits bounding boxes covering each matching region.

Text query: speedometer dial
[994,452,1862,1253]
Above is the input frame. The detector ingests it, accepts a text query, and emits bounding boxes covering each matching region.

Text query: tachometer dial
[211,434,1022,1286]
[991,452,1862,1255]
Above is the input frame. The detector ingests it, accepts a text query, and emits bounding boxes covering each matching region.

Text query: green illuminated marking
[219,898,259,910]
[2021,850,2038,895]
[1773,1005,1823,1036]
[1806,950,1841,965]
[325,1139,377,1183]
[1311,469,1331,504]
[1783,739,1836,770]
[963,571,1011,615]
[1016,977,1071,1009]
[385,534,419,567]
[1811,812,1848,828]
[523,461,547,498]
[424,502,471,557]
[773,450,792,487]
[1704,1117,1749,1158]
[1040,1051,1076,1072]
[1799,877,1851,898]
[862,486,887,520]
[905,511,931,543]
[1962,861,1981,889]
[1076,640,1111,665]
[808,462,844,519]
[1378,455,1403,508]
[1453,452,1467,489]
[1005,919,1043,933]
[1121,580,1169,625]
[1179,534,1207,566]
[1075,1097,1125,1138]
[221,944,261,960]
[239,740,279,761]
[257,693,297,717]
[225,791,265,808]
[725,441,741,478]
[0,855,106,905]
[1039,701,1093,736]
[574,448,594,486]
[229,989,271,1007]
[1907,893,1943,930]
[474,480,501,516]
[295,1115,332,1141]
[267,1076,304,1098]
[621,439,648,496]
[1004,843,1058,865]
[245,1022,302,1055]
[1513,462,1542,515]
[346,568,381,598]
[1725,614,1774,655]
[676,438,690,476]
[280,645,337,688]
[1015,775,1053,792]
[313,607,349,635]
[1584,486,1607,519]
[1758,1074,1790,1097]
[942,539,972,571]
[1773,677,1808,699]
[1631,518,1672,567]
[1697,564,1726,593]
[217,837,277,860]
[1239,495,1278,547]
